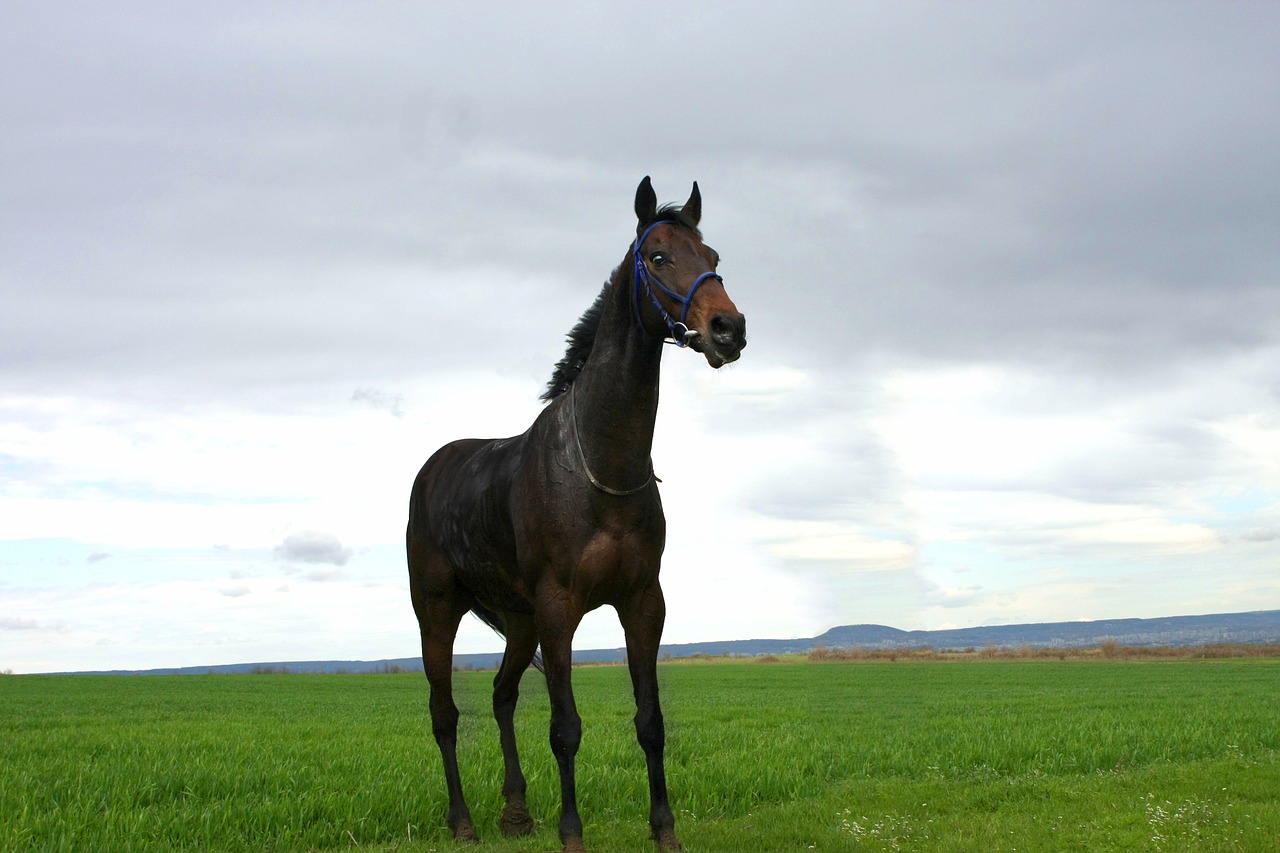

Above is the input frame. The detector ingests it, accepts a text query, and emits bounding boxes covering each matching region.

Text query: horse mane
[540,204,700,403]
[541,280,611,402]
[646,203,702,237]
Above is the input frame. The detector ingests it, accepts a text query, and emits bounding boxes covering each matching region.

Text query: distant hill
[652,608,1280,660]
[810,610,1280,651]
[66,609,1280,675]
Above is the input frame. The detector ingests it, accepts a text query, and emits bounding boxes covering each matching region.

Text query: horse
[406,176,747,852]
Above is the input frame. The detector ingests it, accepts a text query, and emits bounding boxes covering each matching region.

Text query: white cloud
[752,518,915,568]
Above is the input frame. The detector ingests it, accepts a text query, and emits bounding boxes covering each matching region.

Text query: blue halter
[631,220,723,347]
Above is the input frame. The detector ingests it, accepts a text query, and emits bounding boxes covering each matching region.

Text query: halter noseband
[631,220,723,347]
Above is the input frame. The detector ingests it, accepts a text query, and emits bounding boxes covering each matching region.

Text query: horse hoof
[561,839,587,853]
[654,828,682,851]
[500,801,536,836]
[451,820,479,843]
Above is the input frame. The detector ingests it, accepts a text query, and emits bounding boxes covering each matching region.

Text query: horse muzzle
[690,311,746,367]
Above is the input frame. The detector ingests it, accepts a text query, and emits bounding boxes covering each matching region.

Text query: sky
[3,2,1279,673]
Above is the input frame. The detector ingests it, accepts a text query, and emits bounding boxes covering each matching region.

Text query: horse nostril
[710,313,744,347]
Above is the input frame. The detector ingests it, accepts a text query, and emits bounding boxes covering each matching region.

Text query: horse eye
[650,252,668,266]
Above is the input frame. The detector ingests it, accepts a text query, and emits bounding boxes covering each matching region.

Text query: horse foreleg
[492,612,538,837]
[418,598,476,842]
[619,585,681,850]
[538,596,586,852]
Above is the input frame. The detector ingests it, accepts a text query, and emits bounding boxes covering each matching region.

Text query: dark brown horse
[406,177,746,852]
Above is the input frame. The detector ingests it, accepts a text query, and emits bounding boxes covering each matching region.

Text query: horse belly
[455,554,536,615]
[441,504,536,615]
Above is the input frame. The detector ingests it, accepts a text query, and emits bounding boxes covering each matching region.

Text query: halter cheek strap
[631,221,723,347]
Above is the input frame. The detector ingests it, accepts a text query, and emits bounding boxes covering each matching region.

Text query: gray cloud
[274,532,352,567]
[5,4,1277,412]
[351,387,404,418]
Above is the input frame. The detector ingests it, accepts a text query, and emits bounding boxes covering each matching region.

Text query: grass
[2,658,1278,851]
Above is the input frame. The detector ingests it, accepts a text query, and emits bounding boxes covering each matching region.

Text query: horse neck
[570,261,664,485]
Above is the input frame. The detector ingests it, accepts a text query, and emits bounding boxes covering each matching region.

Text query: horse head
[632,176,747,368]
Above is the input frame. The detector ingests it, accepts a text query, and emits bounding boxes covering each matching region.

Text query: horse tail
[470,601,544,673]
[469,601,507,639]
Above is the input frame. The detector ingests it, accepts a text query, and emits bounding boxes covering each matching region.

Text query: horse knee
[550,710,582,758]
[634,708,665,753]
[493,683,519,719]
[430,699,460,744]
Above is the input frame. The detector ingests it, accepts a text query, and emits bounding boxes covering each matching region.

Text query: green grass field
[2,658,1277,851]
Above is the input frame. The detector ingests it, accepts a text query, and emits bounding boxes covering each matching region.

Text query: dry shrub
[809,647,944,663]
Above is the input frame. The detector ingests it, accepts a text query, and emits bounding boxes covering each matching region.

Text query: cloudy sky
[3,3,1278,673]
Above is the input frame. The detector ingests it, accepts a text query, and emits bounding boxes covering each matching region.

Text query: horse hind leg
[418,606,478,841]
[409,543,478,841]
[491,612,539,837]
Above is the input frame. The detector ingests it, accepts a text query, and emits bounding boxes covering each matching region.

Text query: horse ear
[683,181,702,226]
[635,176,657,224]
